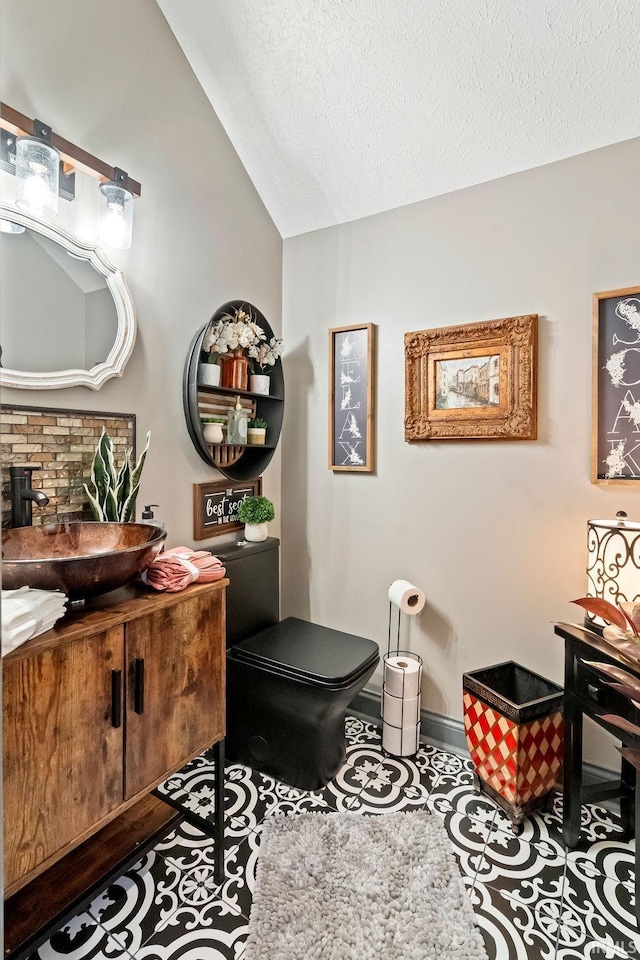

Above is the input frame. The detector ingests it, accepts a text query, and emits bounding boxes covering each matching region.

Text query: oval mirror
[0,201,136,390]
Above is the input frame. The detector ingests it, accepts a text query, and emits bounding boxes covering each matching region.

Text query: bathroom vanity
[3,578,227,954]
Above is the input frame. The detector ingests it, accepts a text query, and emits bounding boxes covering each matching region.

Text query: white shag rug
[244,810,488,960]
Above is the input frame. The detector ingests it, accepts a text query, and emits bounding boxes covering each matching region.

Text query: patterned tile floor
[26,716,640,960]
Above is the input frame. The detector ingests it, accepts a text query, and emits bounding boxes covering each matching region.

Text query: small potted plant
[201,417,225,445]
[198,327,222,388]
[248,335,284,395]
[237,494,275,542]
[84,427,151,521]
[247,416,268,445]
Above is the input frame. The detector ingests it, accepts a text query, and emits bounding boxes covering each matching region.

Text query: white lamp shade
[15,136,59,218]
[98,181,133,249]
[586,516,640,627]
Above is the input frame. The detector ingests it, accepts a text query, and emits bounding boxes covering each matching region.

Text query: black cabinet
[183,300,284,481]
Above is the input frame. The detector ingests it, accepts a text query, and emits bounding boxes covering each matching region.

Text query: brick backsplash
[1,404,136,528]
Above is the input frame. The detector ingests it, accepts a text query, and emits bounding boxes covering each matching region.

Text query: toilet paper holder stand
[382,601,423,757]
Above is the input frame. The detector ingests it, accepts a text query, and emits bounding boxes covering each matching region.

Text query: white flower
[248,336,284,371]
[605,350,626,387]
[202,327,216,352]
[605,440,626,479]
[206,308,266,355]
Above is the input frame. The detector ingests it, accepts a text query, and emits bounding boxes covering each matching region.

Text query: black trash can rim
[463,660,564,724]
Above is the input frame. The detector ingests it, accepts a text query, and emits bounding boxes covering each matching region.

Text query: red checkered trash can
[463,661,564,832]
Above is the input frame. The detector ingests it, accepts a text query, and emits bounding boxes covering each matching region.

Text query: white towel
[2,587,68,656]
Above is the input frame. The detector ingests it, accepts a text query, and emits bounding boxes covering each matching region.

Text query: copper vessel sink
[2,522,167,600]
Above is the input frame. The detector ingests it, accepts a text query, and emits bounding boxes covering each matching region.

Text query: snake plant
[84,427,151,522]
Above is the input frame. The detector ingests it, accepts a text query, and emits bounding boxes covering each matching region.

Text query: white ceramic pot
[244,522,268,542]
[198,363,221,387]
[247,427,266,446]
[249,374,270,395]
[202,421,224,444]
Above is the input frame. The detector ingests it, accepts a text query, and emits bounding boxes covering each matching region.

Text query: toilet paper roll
[388,580,425,615]
[384,655,422,699]
[382,690,421,728]
[382,721,420,757]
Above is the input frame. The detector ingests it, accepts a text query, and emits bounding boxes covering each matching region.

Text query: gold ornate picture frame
[404,315,537,441]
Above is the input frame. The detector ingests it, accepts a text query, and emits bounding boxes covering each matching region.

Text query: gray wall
[281,136,640,768]
[0,0,283,541]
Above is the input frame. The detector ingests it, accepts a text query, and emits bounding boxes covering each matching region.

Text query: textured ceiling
[156,0,640,238]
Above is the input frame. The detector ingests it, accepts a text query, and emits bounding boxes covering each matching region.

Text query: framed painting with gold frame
[592,285,640,484]
[404,315,537,441]
[328,322,376,471]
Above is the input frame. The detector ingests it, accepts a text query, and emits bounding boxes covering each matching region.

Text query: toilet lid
[229,617,379,687]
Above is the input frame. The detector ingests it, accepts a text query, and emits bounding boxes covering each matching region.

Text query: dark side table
[555,621,640,925]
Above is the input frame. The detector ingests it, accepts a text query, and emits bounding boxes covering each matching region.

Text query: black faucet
[9,466,50,527]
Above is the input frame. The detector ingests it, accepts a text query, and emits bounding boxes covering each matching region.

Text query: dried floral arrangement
[201,306,283,372]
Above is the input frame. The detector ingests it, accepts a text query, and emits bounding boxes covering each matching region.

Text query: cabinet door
[3,627,124,893]
[124,588,225,799]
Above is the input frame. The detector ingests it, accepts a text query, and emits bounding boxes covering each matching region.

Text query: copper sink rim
[2,521,167,565]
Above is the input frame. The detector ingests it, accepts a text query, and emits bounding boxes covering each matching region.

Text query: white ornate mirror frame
[0,201,136,390]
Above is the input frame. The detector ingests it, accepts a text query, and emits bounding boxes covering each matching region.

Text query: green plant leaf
[83,482,105,521]
[116,455,132,515]
[92,440,110,506]
[121,481,140,522]
[98,428,117,486]
[104,487,119,522]
[129,431,151,495]
[237,495,275,524]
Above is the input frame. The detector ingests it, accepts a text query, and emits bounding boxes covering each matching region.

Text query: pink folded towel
[141,546,226,592]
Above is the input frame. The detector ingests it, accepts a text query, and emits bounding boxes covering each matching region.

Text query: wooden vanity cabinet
[124,589,225,798]
[3,579,226,897]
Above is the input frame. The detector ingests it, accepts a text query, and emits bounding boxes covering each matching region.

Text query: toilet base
[226,634,378,790]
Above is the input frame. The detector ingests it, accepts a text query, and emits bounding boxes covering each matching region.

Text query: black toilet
[214,538,379,790]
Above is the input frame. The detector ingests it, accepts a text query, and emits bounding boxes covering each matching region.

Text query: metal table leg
[563,644,583,849]
[213,738,226,884]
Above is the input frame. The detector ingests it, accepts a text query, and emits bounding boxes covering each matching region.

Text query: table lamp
[586,510,640,631]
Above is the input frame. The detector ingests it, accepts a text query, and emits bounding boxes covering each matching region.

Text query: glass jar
[221,353,249,391]
[227,398,248,445]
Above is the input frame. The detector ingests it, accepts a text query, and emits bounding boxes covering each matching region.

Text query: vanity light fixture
[0,103,141,246]
[15,120,60,218]
[98,168,133,250]
[0,218,25,234]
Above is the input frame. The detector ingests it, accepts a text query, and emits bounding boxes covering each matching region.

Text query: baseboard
[351,689,467,755]
[351,688,615,783]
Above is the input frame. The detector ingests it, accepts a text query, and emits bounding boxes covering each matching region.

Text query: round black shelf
[183,299,284,480]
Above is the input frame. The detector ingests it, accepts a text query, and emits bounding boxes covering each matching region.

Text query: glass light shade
[0,220,25,234]
[98,181,133,249]
[15,136,60,218]
[586,515,640,628]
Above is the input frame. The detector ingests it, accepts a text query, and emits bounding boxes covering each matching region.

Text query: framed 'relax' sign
[328,323,376,473]
[593,286,640,483]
